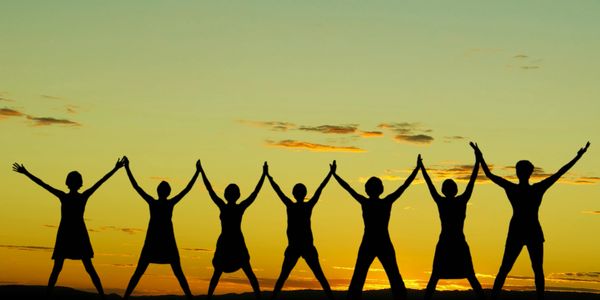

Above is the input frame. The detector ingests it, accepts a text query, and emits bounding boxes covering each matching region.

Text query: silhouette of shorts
[284,244,318,260]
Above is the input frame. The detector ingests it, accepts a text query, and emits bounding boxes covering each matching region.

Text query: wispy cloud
[181,247,213,252]
[299,124,358,135]
[65,105,79,114]
[360,131,384,138]
[26,115,81,127]
[0,107,25,119]
[0,97,15,102]
[443,136,467,143]
[237,120,296,131]
[378,122,434,145]
[521,65,540,70]
[92,226,144,235]
[40,94,63,100]
[581,211,600,215]
[513,54,529,59]
[266,140,365,153]
[0,244,53,252]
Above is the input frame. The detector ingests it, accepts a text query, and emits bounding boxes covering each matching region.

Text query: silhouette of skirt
[52,219,93,260]
[432,236,474,279]
[140,221,180,264]
[213,233,250,273]
[506,220,545,245]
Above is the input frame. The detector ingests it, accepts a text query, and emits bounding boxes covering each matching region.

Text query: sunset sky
[1,1,599,296]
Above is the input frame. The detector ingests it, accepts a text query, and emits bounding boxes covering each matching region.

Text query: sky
[1,1,599,296]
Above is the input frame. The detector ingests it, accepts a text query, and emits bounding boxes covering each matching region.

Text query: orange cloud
[237,119,296,131]
[378,122,435,145]
[26,115,81,127]
[299,124,358,134]
[0,107,24,119]
[266,140,365,153]
[360,131,384,138]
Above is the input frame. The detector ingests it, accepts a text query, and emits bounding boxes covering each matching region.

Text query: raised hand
[263,161,269,174]
[122,156,130,168]
[115,157,126,169]
[577,141,591,157]
[470,142,482,158]
[12,163,27,174]
[330,160,337,174]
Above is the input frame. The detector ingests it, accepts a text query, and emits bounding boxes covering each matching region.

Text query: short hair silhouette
[66,171,83,190]
[157,181,171,198]
[224,184,241,202]
[365,176,383,197]
[516,160,534,180]
[292,183,307,201]
[441,179,458,198]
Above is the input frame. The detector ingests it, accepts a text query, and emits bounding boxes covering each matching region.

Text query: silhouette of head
[66,171,82,191]
[441,179,458,198]
[292,183,307,202]
[157,181,171,199]
[365,177,383,198]
[224,184,240,203]
[516,160,534,181]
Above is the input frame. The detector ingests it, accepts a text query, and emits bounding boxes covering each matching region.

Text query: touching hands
[330,160,337,174]
[470,142,482,159]
[417,154,423,169]
[263,162,269,175]
[577,142,591,157]
[12,163,27,174]
[196,159,202,171]
[122,156,130,168]
[115,157,126,169]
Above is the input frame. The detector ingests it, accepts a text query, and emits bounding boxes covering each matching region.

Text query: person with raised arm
[12,158,125,299]
[471,141,590,300]
[200,161,267,300]
[420,145,484,300]
[332,156,420,300]
[122,157,199,300]
[267,161,337,300]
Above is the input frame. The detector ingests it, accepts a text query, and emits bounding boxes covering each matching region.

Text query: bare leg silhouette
[123,258,150,299]
[171,261,193,299]
[305,254,335,300]
[242,262,261,300]
[492,242,523,299]
[82,259,105,299]
[379,247,407,300]
[272,254,300,300]
[347,245,375,300]
[466,274,485,300]
[46,259,64,298]
[424,274,439,300]
[527,243,545,300]
[207,269,222,300]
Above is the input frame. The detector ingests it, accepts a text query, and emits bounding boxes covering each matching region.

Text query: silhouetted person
[472,141,590,300]
[200,161,267,300]
[267,161,336,300]
[333,156,420,300]
[122,157,199,300]
[420,146,484,300]
[12,159,125,300]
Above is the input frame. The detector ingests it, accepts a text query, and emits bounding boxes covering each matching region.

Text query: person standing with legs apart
[267,161,337,300]
[420,144,485,300]
[333,156,420,300]
[200,161,267,300]
[122,157,199,300]
[12,158,125,300]
[472,141,590,300]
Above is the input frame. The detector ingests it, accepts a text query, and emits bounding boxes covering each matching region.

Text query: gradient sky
[1,1,599,296]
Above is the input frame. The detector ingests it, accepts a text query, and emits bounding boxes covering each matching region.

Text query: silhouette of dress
[141,200,180,263]
[432,198,474,278]
[53,193,94,259]
[285,203,318,257]
[213,205,250,273]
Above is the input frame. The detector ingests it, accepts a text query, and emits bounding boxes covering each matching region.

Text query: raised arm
[385,154,421,202]
[307,160,335,205]
[170,160,201,205]
[266,169,293,206]
[538,141,590,190]
[123,157,154,204]
[198,161,226,208]
[332,166,367,204]
[239,162,267,209]
[461,150,480,201]
[419,157,441,201]
[12,163,63,198]
[471,142,512,189]
[83,158,125,197]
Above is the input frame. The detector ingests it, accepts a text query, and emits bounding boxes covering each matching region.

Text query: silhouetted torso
[361,199,393,245]
[286,203,315,247]
[214,204,249,273]
[436,197,467,240]
[504,183,546,243]
[142,200,178,263]
[54,192,93,259]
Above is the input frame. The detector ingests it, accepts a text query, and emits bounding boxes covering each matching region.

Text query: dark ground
[1,285,599,300]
